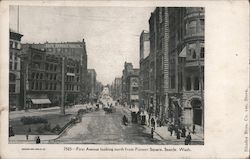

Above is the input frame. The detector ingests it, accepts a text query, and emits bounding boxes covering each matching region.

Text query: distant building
[111,77,122,101]
[87,69,97,100]
[9,31,23,110]
[121,62,139,106]
[139,30,151,112]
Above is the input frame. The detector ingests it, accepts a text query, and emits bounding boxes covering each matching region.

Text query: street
[53,105,164,144]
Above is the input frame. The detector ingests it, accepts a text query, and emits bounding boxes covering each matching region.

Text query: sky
[10,6,154,85]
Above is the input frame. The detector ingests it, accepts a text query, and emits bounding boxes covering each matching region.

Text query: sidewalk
[152,126,204,142]
[9,135,58,144]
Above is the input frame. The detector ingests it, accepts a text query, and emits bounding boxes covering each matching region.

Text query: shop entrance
[191,98,202,126]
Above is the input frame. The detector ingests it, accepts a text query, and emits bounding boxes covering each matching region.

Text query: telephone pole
[61,57,65,114]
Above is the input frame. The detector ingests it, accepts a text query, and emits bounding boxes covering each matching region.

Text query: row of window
[10,52,18,61]
[31,72,58,81]
[66,84,80,91]
[45,63,58,71]
[67,67,79,73]
[9,62,18,70]
[185,18,204,35]
[186,76,204,91]
[66,76,80,82]
[30,82,58,91]
[46,48,79,53]
[10,41,21,49]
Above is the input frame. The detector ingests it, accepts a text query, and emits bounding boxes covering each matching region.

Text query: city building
[9,31,23,110]
[113,77,122,101]
[26,40,88,101]
[139,30,151,112]
[144,7,204,130]
[20,45,83,109]
[121,62,139,107]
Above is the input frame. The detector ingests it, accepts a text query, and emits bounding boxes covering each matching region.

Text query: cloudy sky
[10,6,154,85]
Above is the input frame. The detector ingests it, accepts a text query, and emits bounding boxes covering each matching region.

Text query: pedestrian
[176,129,180,139]
[192,124,196,134]
[181,127,186,137]
[36,136,40,144]
[185,132,192,145]
[151,127,154,139]
[26,133,29,140]
[168,124,173,136]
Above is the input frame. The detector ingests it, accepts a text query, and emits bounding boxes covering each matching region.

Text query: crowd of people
[168,123,194,145]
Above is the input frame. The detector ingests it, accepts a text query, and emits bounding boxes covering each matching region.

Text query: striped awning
[179,46,187,57]
[31,99,51,104]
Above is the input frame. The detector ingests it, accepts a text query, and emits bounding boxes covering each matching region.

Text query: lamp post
[61,56,65,115]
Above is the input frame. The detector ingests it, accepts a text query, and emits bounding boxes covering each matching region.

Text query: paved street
[52,106,164,144]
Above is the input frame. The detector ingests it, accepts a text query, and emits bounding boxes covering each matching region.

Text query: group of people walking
[168,123,192,145]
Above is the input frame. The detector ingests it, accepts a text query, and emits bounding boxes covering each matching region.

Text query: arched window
[192,50,196,59]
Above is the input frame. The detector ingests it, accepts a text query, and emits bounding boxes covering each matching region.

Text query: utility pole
[61,57,65,114]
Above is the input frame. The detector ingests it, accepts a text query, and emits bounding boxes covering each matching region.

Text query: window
[35,82,38,90]
[192,51,196,59]
[14,42,18,49]
[54,75,56,80]
[9,84,15,93]
[36,73,39,79]
[31,73,35,79]
[50,64,53,70]
[194,77,199,90]
[200,19,204,32]
[9,73,16,81]
[14,55,17,61]
[9,62,12,70]
[186,77,191,91]
[31,82,34,90]
[45,63,49,70]
[54,65,57,71]
[10,41,13,48]
[54,84,57,90]
[132,87,138,92]
[40,73,43,79]
[200,47,204,58]
[39,82,42,90]
[10,52,13,59]
[171,75,175,89]
[187,20,197,35]
[14,62,17,70]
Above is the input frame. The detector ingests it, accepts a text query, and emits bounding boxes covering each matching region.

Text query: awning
[179,46,187,57]
[130,95,139,100]
[31,99,51,104]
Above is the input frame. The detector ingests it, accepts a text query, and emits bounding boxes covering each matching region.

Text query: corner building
[147,7,204,130]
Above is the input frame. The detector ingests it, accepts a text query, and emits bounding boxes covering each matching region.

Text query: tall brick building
[140,7,204,130]
[9,31,23,110]
[19,40,88,109]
